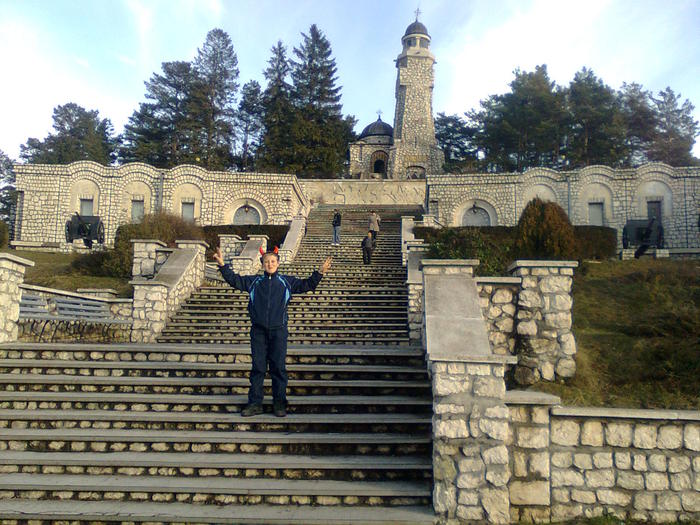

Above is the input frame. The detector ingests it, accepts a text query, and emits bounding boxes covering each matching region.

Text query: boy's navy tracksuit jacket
[218,264,323,405]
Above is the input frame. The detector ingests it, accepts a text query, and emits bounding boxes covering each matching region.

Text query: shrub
[574,226,617,260]
[0,221,8,248]
[514,198,576,260]
[72,212,205,278]
[415,226,516,276]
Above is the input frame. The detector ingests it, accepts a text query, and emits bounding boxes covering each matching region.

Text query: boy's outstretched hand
[213,247,224,266]
[320,256,332,275]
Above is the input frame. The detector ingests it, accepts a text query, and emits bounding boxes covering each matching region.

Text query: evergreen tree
[0,149,15,224]
[20,103,118,165]
[565,68,627,168]
[191,28,240,170]
[289,24,354,177]
[618,82,657,166]
[257,41,297,172]
[235,80,264,170]
[121,61,199,168]
[470,66,567,172]
[647,87,699,166]
[434,113,477,172]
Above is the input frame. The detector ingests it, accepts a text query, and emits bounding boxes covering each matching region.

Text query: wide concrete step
[0,391,432,414]
[0,499,436,524]
[0,408,432,433]
[0,473,432,506]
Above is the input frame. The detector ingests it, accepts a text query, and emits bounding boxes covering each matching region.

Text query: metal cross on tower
[414,7,421,21]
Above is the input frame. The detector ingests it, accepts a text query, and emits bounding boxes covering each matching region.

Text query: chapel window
[181,201,195,222]
[588,202,604,226]
[131,199,145,223]
[80,198,94,216]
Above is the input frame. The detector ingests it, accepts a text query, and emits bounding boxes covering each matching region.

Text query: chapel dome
[358,117,393,139]
[403,21,429,37]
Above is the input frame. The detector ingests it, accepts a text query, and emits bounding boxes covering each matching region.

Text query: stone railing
[230,235,268,275]
[405,241,428,345]
[0,254,34,343]
[507,260,578,385]
[130,239,208,343]
[549,407,700,522]
[476,277,521,357]
[279,216,306,264]
[219,234,246,262]
[131,239,173,278]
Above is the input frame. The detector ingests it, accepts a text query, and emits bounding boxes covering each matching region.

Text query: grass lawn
[532,258,700,410]
[1,248,132,297]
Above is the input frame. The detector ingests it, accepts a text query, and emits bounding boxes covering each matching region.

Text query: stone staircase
[0,204,437,523]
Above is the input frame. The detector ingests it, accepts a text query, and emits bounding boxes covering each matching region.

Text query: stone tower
[388,19,444,179]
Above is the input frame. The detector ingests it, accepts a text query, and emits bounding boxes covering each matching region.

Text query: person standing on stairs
[368,210,381,240]
[331,208,342,246]
[361,231,376,265]
[213,246,332,418]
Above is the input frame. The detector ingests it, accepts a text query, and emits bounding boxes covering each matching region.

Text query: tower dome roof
[358,117,393,139]
[404,21,429,37]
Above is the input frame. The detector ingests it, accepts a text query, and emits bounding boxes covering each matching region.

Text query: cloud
[116,53,137,66]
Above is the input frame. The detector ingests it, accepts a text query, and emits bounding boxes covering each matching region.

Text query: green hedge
[415,224,617,275]
[0,221,8,249]
[203,225,289,258]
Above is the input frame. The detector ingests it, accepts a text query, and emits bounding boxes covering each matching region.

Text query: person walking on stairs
[331,208,342,246]
[361,231,376,265]
[368,210,381,240]
[213,246,332,417]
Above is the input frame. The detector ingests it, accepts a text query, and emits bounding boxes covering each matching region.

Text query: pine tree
[235,80,264,170]
[121,61,199,168]
[191,28,240,170]
[0,149,15,224]
[20,103,118,165]
[257,41,297,172]
[647,87,699,166]
[289,24,353,177]
[565,68,627,168]
[618,82,657,167]
[434,113,477,172]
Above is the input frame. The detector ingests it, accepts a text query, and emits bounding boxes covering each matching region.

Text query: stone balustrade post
[406,241,427,345]
[401,215,416,266]
[130,281,168,343]
[219,234,243,263]
[131,239,167,278]
[421,259,517,523]
[0,254,35,343]
[229,235,268,274]
[175,239,209,288]
[507,260,579,385]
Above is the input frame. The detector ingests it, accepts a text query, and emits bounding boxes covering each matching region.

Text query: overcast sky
[1,0,699,161]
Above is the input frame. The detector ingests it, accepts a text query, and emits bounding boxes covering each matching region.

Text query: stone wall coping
[175,239,209,248]
[19,283,119,303]
[219,234,242,240]
[507,260,579,272]
[552,406,700,421]
[506,390,561,406]
[152,248,198,288]
[420,259,479,267]
[130,239,168,247]
[401,215,417,219]
[474,277,522,285]
[429,354,518,365]
[247,234,270,241]
[10,241,42,248]
[76,288,118,293]
[128,279,169,288]
[669,247,700,254]
[0,253,35,268]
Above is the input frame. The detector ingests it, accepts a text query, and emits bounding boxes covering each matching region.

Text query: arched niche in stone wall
[578,182,614,225]
[406,166,426,179]
[522,184,558,206]
[370,150,389,178]
[634,179,673,219]
[455,199,498,227]
[69,179,101,215]
[223,198,267,225]
[121,180,153,223]
[171,183,203,222]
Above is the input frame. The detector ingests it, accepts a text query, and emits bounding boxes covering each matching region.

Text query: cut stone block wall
[0,254,34,343]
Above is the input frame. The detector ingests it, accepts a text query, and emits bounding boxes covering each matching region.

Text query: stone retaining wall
[476,278,520,358]
[0,254,34,343]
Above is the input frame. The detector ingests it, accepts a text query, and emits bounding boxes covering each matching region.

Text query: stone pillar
[401,215,415,266]
[432,356,515,523]
[405,242,427,345]
[130,281,168,343]
[279,216,306,264]
[508,260,578,385]
[131,239,167,278]
[0,254,35,343]
[230,235,268,274]
[219,234,243,262]
[175,239,209,288]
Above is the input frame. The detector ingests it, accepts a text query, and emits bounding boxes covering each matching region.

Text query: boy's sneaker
[273,401,287,418]
[241,404,263,417]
